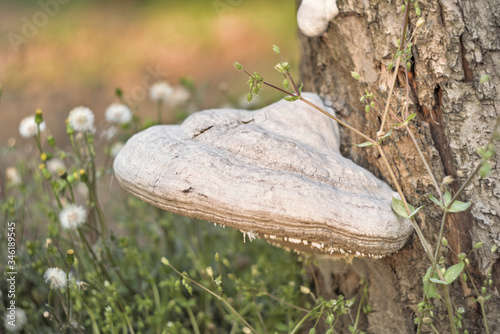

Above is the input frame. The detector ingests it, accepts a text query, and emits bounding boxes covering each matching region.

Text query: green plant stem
[481,301,490,334]
[186,304,201,334]
[48,289,64,332]
[376,145,434,259]
[65,266,72,326]
[354,289,367,330]
[430,323,441,334]
[464,265,490,334]
[405,124,443,201]
[299,96,376,144]
[289,307,318,334]
[65,178,76,203]
[378,145,457,334]
[163,259,258,334]
[379,3,410,133]
[262,292,309,313]
[253,301,269,334]
[77,228,112,282]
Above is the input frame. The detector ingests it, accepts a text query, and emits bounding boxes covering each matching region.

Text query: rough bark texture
[299,0,500,333]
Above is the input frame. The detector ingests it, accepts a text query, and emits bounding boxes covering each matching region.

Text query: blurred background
[0,0,299,145]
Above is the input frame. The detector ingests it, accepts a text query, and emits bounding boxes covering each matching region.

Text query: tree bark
[299,0,500,333]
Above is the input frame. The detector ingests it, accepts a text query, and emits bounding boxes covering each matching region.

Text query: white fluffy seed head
[150,82,174,102]
[44,267,67,290]
[59,204,87,229]
[105,103,132,124]
[68,107,95,132]
[19,116,46,138]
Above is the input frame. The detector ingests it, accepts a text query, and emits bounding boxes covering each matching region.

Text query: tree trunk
[299,0,500,333]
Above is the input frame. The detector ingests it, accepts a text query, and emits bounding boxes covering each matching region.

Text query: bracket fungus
[114,93,412,258]
[297,0,339,37]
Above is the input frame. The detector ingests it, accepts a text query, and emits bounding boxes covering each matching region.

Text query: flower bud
[442,176,454,185]
[351,71,360,80]
[66,249,75,266]
[441,237,448,246]
[47,135,56,147]
[233,62,243,71]
[58,170,68,180]
[474,242,483,249]
[416,17,425,28]
[300,286,311,294]
[79,169,88,182]
[35,109,44,124]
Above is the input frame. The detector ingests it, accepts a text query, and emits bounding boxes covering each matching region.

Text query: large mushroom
[114,93,412,258]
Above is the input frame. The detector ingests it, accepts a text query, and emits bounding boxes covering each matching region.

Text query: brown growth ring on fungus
[114,93,412,258]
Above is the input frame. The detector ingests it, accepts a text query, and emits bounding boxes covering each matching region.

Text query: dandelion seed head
[43,267,67,290]
[46,158,65,174]
[4,308,27,332]
[105,103,132,124]
[166,86,190,107]
[19,116,46,138]
[68,107,95,132]
[150,82,173,102]
[59,204,87,229]
[6,167,21,185]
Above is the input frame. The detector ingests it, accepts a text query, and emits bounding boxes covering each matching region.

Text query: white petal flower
[150,82,173,102]
[68,107,95,132]
[19,116,46,138]
[43,267,67,290]
[105,103,132,124]
[59,204,87,229]
[4,307,27,332]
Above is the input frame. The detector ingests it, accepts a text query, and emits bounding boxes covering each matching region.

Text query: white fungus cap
[297,0,339,37]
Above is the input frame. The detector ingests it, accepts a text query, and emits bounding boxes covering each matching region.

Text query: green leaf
[429,193,443,208]
[444,261,464,284]
[283,79,289,90]
[479,161,491,178]
[298,82,304,94]
[272,44,280,54]
[408,205,424,219]
[443,190,452,206]
[448,200,471,213]
[284,95,299,102]
[392,197,410,218]
[378,129,393,143]
[423,267,441,299]
[354,141,376,147]
[429,278,448,285]
[479,74,491,84]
